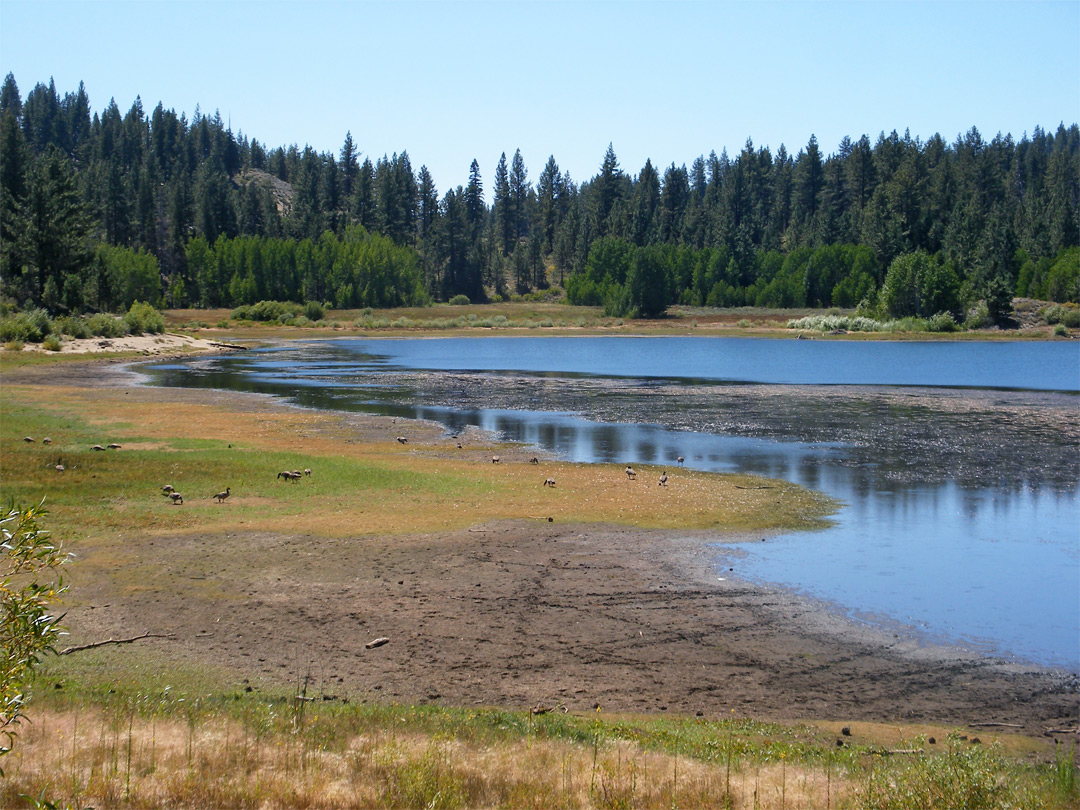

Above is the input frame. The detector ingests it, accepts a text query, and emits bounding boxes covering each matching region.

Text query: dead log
[59,631,174,655]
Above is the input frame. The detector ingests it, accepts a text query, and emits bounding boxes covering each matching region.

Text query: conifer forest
[1,75,1077,321]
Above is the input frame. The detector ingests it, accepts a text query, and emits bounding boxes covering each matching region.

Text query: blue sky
[2,0,1077,198]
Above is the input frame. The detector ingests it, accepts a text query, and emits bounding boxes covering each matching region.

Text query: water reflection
[143,337,1080,671]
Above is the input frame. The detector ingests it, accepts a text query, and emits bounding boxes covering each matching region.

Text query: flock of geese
[27,430,687,505]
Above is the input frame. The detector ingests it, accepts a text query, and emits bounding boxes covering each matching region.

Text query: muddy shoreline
[9,355,1079,740]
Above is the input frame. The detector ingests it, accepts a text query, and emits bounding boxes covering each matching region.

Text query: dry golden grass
[0,707,863,809]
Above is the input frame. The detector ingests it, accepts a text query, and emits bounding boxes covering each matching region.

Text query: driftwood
[1047,727,1080,734]
[969,722,1022,728]
[734,485,774,490]
[365,637,390,649]
[59,631,174,655]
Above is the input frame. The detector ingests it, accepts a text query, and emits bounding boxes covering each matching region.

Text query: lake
[146,336,1080,671]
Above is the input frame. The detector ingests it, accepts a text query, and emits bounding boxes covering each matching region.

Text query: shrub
[449,294,471,306]
[1053,323,1068,337]
[86,313,125,338]
[964,301,991,329]
[927,311,959,332]
[0,309,52,343]
[737,319,751,328]
[42,334,63,351]
[4,340,23,351]
[1041,304,1080,328]
[303,300,325,321]
[55,315,91,339]
[232,300,303,322]
[124,301,165,335]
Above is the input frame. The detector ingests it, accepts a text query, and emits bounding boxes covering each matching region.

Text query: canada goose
[396,436,408,444]
[277,471,300,481]
[91,444,106,451]
[108,443,121,449]
[23,437,34,443]
[491,455,501,464]
[543,478,556,487]
[162,484,175,495]
[304,468,312,476]
[169,492,184,504]
[659,472,668,486]
[55,464,64,473]
[625,466,636,480]
[214,487,231,503]
[42,437,52,444]
[677,456,684,465]
[529,457,539,464]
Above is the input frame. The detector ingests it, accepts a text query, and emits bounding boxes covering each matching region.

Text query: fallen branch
[59,631,174,655]
[968,722,1022,728]
[734,485,774,490]
[1046,727,1080,734]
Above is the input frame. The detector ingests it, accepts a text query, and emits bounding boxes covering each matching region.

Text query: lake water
[146,336,1080,671]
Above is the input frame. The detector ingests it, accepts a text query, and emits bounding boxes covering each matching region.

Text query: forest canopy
[0,74,1077,319]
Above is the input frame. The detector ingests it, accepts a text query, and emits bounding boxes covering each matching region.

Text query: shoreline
[4,351,1078,740]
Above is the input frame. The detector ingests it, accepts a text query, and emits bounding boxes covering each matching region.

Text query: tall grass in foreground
[2,696,1073,809]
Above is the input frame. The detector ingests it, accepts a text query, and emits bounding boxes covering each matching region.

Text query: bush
[964,301,991,329]
[55,315,91,339]
[4,340,24,351]
[86,313,125,338]
[449,295,471,306]
[1053,323,1068,337]
[0,309,53,343]
[42,334,63,351]
[927,311,959,332]
[303,301,325,321]
[1041,304,1080,328]
[232,300,303,322]
[124,301,165,335]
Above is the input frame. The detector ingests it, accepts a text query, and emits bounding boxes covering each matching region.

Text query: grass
[3,692,1074,809]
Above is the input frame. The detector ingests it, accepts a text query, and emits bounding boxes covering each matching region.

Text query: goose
[529,457,539,464]
[162,484,175,495]
[491,455,501,464]
[23,437,34,443]
[42,437,52,444]
[91,444,106,451]
[677,456,684,466]
[214,487,231,503]
[396,436,408,444]
[658,472,668,487]
[169,492,184,504]
[55,463,64,473]
[304,468,312,476]
[107,443,121,450]
[543,478,556,487]
[277,470,300,481]
[625,466,636,480]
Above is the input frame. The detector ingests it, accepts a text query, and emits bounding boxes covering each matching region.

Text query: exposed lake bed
[148,336,1080,672]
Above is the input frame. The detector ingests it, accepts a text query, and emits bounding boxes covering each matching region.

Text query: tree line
[1,74,1077,317]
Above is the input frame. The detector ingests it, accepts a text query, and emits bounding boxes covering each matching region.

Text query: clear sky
[2,0,1077,198]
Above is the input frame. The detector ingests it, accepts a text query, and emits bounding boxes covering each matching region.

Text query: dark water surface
[146,336,1080,670]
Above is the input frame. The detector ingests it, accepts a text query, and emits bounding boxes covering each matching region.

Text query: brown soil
[10,357,1079,742]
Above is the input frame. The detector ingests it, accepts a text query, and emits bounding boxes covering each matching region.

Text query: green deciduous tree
[1,501,70,770]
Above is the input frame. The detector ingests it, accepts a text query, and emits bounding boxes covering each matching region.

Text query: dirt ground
[9,356,1079,742]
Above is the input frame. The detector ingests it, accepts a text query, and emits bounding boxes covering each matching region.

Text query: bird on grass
[659,472,668,487]
[214,487,231,503]
[677,456,684,466]
[543,478,556,487]
[625,466,637,480]
[396,436,408,444]
[169,492,184,505]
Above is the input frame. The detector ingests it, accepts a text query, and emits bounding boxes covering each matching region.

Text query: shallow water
[147,336,1080,670]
